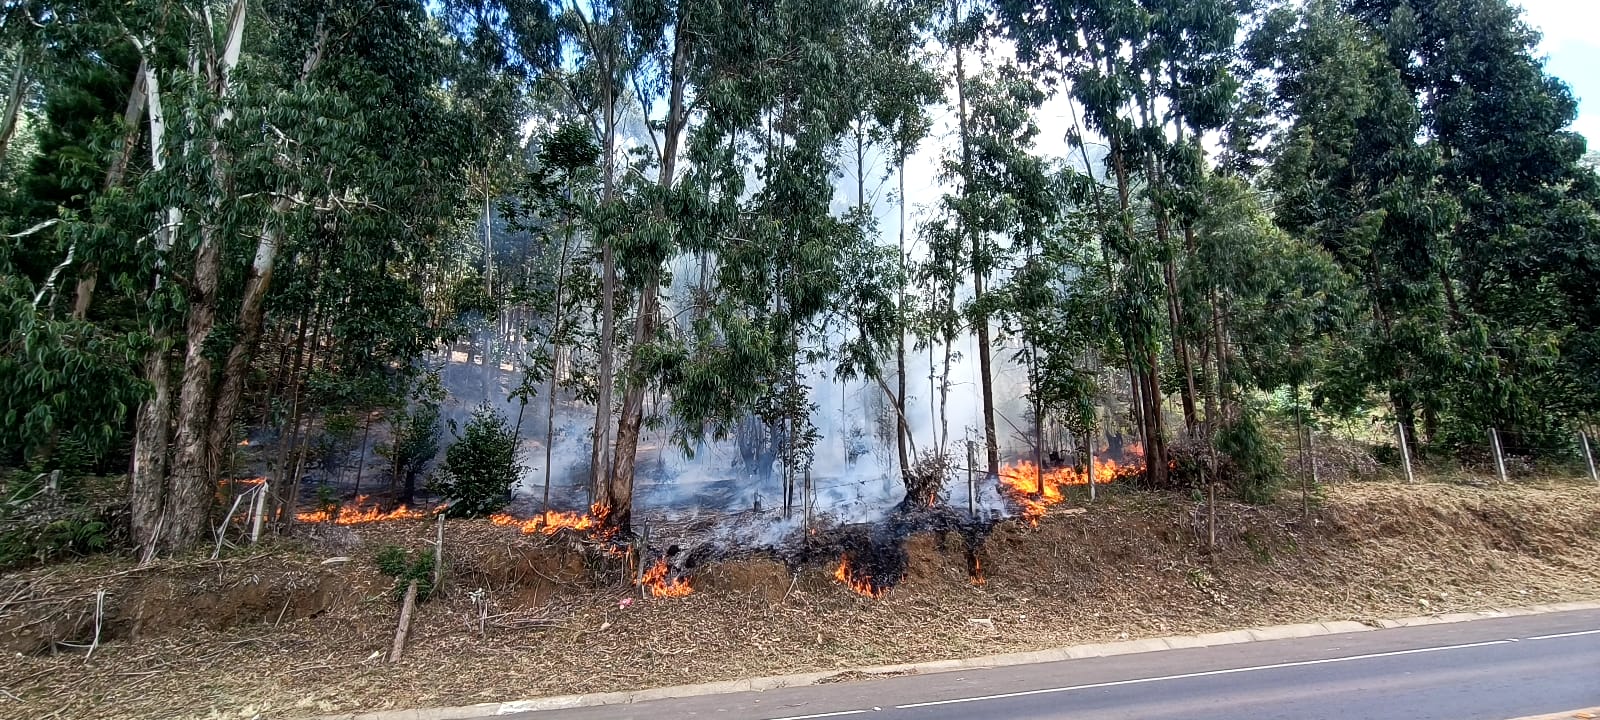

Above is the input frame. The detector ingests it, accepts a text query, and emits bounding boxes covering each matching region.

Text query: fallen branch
[85,589,105,660]
[387,580,419,663]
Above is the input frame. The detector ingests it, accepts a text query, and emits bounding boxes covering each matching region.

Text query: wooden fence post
[1581,431,1598,484]
[1490,427,1508,482]
[1397,422,1415,484]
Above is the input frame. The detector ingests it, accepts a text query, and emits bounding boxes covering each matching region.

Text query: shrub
[374,544,435,601]
[432,404,521,517]
[1217,411,1284,505]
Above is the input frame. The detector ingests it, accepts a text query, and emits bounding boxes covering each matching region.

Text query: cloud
[1514,0,1600,54]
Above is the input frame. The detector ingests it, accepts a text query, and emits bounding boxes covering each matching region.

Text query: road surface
[506,608,1600,720]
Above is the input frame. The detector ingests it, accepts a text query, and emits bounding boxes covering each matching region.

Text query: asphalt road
[506,609,1600,720]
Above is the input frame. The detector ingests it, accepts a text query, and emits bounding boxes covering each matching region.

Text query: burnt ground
[1,480,1598,720]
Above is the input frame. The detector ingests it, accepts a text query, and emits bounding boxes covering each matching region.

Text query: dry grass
[0,479,1596,720]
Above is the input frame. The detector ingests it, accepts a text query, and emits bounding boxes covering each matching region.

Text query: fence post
[1396,422,1415,484]
[966,435,976,518]
[1087,432,1097,503]
[250,482,269,542]
[1581,431,1598,484]
[1490,427,1508,482]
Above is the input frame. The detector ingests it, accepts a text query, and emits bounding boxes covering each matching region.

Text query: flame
[997,451,1142,527]
[638,559,693,598]
[238,439,251,447]
[834,555,887,599]
[970,557,986,586]
[488,503,615,539]
[296,495,426,525]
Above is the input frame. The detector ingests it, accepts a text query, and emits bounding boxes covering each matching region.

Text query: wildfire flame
[296,495,426,525]
[488,503,614,538]
[237,439,251,447]
[997,451,1143,527]
[834,555,887,599]
[970,557,986,586]
[638,559,693,598]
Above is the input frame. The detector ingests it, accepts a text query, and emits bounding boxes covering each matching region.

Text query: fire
[488,503,614,538]
[238,439,250,447]
[970,558,986,586]
[296,495,426,525]
[638,559,693,598]
[834,555,887,599]
[997,452,1142,527]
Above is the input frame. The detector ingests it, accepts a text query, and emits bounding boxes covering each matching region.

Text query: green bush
[432,404,521,517]
[1217,411,1285,505]
[374,544,435,601]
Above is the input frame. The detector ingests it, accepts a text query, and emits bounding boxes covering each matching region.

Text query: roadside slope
[1,480,1595,720]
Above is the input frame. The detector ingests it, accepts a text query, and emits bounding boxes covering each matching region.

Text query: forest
[2,0,1598,563]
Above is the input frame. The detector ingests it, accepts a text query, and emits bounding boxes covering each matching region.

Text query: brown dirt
[0,480,1596,720]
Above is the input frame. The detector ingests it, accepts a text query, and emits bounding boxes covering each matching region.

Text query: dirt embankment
[1,481,1596,720]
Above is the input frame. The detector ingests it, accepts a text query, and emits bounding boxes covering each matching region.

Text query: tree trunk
[951,18,999,479]
[205,201,290,485]
[0,45,31,168]
[895,156,910,477]
[590,77,617,509]
[608,8,691,531]
[129,57,177,560]
[131,344,172,562]
[162,230,223,552]
[1163,257,1197,432]
[148,0,255,552]
[544,186,576,513]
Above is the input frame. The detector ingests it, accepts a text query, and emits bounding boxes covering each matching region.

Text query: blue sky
[1516,0,1599,146]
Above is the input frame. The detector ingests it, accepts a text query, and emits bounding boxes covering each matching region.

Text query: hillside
[2,480,1596,720]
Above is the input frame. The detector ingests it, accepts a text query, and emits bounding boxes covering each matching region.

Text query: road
[506,609,1600,720]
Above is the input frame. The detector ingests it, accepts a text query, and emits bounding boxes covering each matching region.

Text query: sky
[1516,0,1600,145]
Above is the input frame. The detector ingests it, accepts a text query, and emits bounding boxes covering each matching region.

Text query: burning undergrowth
[998,448,1145,526]
[278,454,1085,603]
[296,495,436,525]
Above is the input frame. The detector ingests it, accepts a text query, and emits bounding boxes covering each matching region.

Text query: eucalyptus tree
[91,0,518,554]
[938,0,1009,479]
[997,0,1234,486]
[503,120,601,510]
[836,0,941,482]
[549,0,658,513]
[927,55,1061,478]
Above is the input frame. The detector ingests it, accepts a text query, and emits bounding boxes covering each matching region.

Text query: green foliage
[433,404,521,517]
[1216,410,1284,505]
[0,279,146,470]
[373,544,435,601]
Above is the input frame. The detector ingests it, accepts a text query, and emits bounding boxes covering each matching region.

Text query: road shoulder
[311,599,1600,720]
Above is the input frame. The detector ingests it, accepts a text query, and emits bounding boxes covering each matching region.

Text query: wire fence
[1286,419,1600,486]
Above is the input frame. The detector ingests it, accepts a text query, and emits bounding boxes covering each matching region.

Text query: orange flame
[638,559,693,598]
[488,503,615,539]
[238,439,251,447]
[296,495,426,525]
[834,556,887,599]
[970,557,986,586]
[997,452,1141,527]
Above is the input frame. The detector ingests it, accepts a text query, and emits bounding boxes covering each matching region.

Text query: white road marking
[765,710,870,720]
[894,638,1521,709]
[762,627,1600,718]
[1524,628,1600,641]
